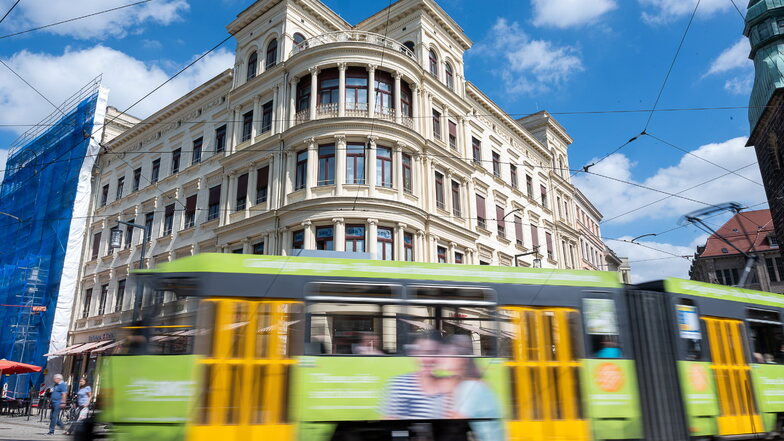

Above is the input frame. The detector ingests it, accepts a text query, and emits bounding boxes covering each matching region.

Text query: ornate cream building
[68,0,617,351]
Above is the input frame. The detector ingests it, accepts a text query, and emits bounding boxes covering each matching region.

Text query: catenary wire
[0,0,21,24]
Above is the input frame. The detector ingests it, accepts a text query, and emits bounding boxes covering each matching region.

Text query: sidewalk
[0,414,69,441]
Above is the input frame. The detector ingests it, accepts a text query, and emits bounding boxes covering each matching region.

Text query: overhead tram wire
[0,0,21,24]
[0,59,65,116]
[728,0,745,19]
[0,0,152,40]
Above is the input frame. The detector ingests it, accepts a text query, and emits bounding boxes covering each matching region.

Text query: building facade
[745,0,784,246]
[63,0,613,376]
[689,209,783,293]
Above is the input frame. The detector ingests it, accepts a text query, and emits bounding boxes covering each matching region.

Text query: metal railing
[291,31,416,59]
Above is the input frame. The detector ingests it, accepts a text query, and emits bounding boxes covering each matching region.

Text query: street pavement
[0,414,69,440]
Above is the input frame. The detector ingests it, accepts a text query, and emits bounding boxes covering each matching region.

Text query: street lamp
[109,220,149,325]
[515,245,541,267]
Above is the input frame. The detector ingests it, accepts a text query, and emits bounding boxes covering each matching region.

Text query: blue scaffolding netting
[0,77,105,397]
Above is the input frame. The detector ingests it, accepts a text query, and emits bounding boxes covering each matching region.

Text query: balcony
[291,31,416,59]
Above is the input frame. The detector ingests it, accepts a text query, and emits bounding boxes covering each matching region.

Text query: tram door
[189,299,301,441]
[503,307,589,441]
[702,317,762,435]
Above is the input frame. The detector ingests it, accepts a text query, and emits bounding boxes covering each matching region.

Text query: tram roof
[662,277,784,309]
[139,253,623,289]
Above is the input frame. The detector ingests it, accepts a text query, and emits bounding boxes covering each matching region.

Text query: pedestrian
[65,378,91,435]
[47,374,67,435]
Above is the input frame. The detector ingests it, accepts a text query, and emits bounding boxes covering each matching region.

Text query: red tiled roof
[700,209,776,258]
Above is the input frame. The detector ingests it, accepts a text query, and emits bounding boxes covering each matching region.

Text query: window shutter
[209,185,221,205]
[546,232,553,254]
[185,195,197,215]
[496,206,504,229]
[165,204,175,216]
[476,194,486,218]
[531,225,539,248]
[236,173,249,200]
[257,166,269,189]
[515,216,523,244]
[92,232,101,258]
[448,120,457,136]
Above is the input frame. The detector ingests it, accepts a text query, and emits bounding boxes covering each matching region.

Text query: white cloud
[639,0,731,24]
[475,18,583,95]
[608,237,696,282]
[531,0,617,28]
[573,136,765,224]
[704,38,753,95]
[724,73,753,95]
[0,45,234,133]
[5,0,189,40]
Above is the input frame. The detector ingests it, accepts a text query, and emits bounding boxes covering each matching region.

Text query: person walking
[65,378,92,435]
[47,374,67,435]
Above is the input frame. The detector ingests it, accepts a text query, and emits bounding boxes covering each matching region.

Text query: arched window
[246,51,257,81]
[428,49,438,77]
[403,41,415,56]
[266,39,278,69]
[444,62,454,90]
[293,32,306,45]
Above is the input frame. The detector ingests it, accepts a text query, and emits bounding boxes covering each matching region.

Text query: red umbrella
[0,359,42,375]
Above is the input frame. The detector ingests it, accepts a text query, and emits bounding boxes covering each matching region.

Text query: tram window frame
[676,298,705,361]
[581,296,623,359]
[746,308,784,364]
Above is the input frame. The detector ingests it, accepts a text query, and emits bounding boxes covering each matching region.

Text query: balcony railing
[291,31,416,59]
[345,102,368,118]
[295,109,310,124]
[316,102,338,118]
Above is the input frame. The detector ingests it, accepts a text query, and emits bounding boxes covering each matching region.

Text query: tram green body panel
[751,363,784,432]
[677,361,720,436]
[580,359,642,440]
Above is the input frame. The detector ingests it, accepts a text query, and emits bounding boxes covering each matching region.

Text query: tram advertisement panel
[291,356,509,423]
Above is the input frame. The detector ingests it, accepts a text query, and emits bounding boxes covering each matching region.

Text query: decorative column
[430,234,439,263]
[267,155,276,210]
[410,83,419,132]
[459,116,469,159]
[271,85,279,135]
[338,63,347,117]
[466,177,476,227]
[174,186,184,232]
[333,218,345,251]
[196,178,208,226]
[302,220,314,249]
[241,238,250,254]
[335,135,346,196]
[309,67,319,121]
[393,72,402,124]
[231,106,242,152]
[416,230,426,262]
[251,96,261,140]
[367,136,377,197]
[220,175,230,226]
[413,154,423,205]
[449,242,457,264]
[305,138,317,199]
[284,151,294,205]
[444,170,453,215]
[396,223,407,261]
[367,64,377,118]
[368,219,378,259]
[394,143,404,199]
[247,162,257,213]
[424,154,434,212]
[423,92,432,140]
[226,173,237,216]
[288,77,297,130]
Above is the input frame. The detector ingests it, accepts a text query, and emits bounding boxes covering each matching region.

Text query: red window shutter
[209,185,221,205]
[185,195,197,216]
[515,216,523,243]
[496,206,504,229]
[531,225,539,248]
[92,232,101,258]
[476,194,486,218]
[236,173,249,200]
[449,121,457,137]
[165,204,175,216]
[546,232,553,254]
[257,166,269,189]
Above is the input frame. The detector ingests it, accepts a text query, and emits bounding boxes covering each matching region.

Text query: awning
[44,343,88,357]
[92,339,125,354]
[44,341,113,357]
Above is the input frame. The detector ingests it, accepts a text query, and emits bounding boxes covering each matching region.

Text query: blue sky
[0,0,765,281]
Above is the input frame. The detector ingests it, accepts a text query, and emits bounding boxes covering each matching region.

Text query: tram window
[676,299,703,360]
[308,302,402,355]
[582,298,622,358]
[747,309,784,364]
[312,282,396,298]
[194,300,217,357]
[409,285,492,302]
[405,304,497,356]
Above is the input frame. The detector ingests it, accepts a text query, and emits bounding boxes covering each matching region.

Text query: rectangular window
[526,175,533,198]
[316,226,335,250]
[432,109,441,140]
[297,76,311,112]
[171,148,181,174]
[144,212,154,242]
[151,159,160,184]
[346,225,366,252]
[377,227,394,260]
[116,177,124,200]
[115,279,126,313]
[184,195,197,229]
[343,69,365,109]
[540,185,548,208]
[476,194,486,229]
[261,101,273,133]
[472,137,481,164]
[295,150,308,190]
[448,120,457,150]
[747,309,784,364]
[252,242,264,255]
[192,137,203,164]
[346,144,365,185]
[376,146,393,188]
[510,165,518,189]
[98,284,109,316]
[514,215,523,246]
[496,205,505,238]
[208,185,221,221]
[492,152,501,177]
[124,221,133,249]
[163,204,175,236]
[437,246,447,263]
[402,153,412,193]
[242,111,253,142]
[318,145,336,185]
[256,165,269,204]
[108,227,119,254]
[292,229,305,250]
[531,225,539,249]
[236,173,249,211]
[82,288,92,319]
[435,171,445,209]
[91,231,101,259]
[451,180,461,216]
[404,232,414,261]
[133,168,141,192]
[454,252,464,264]
[215,125,227,153]
[545,232,554,259]
[100,184,109,207]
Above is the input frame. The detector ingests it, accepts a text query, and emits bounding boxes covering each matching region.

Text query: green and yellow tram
[97,253,784,441]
